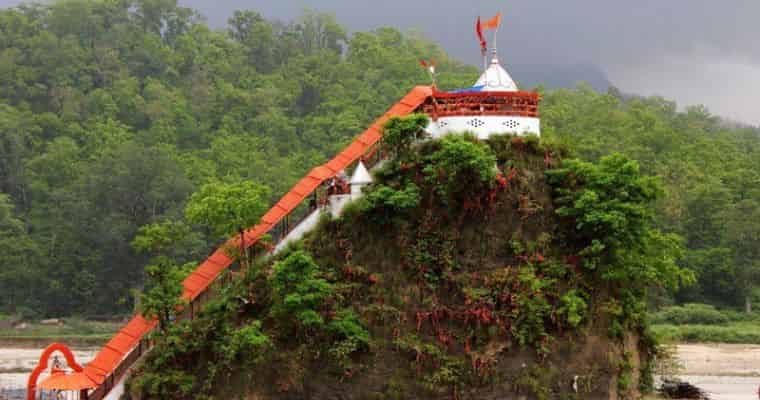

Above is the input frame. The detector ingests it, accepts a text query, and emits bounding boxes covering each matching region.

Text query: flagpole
[492,25,498,60]
[492,24,500,85]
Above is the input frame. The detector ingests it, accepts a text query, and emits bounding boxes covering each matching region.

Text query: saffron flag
[420,59,435,74]
[475,17,487,55]
[482,12,502,30]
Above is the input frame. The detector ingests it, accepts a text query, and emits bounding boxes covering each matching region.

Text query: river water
[0,344,759,399]
[673,343,760,400]
[679,375,760,400]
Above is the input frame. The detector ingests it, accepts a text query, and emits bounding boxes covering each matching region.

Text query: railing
[423,91,541,119]
[88,339,150,400]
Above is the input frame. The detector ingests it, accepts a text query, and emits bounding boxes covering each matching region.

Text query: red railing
[31,86,434,400]
[423,90,541,119]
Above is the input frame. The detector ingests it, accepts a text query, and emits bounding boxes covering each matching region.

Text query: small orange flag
[482,12,502,30]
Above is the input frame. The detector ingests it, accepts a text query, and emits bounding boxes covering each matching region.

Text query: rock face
[227,137,647,400]
[129,134,660,400]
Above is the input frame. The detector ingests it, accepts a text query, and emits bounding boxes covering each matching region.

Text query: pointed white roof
[350,161,372,185]
[475,56,518,92]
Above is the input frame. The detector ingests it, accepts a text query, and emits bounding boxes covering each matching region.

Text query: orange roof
[105,333,134,355]
[43,86,432,394]
[39,371,96,390]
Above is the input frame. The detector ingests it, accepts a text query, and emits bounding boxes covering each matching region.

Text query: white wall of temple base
[426,116,540,139]
[328,194,353,218]
[273,207,324,254]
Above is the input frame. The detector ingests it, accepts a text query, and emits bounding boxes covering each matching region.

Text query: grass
[652,321,760,344]
[650,303,760,344]
[0,318,121,345]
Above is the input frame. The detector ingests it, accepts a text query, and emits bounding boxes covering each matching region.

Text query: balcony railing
[423,91,541,119]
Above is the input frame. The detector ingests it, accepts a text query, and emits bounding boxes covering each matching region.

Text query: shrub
[652,322,760,344]
[651,303,730,325]
[327,309,370,348]
[270,251,334,329]
[230,321,270,363]
[383,114,430,160]
[327,309,372,370]
[357,183,420,225]
[559,290,588,327]
[424,134,497,200]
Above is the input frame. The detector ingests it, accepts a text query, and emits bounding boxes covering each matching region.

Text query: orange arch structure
[33,86,434,400]
[27,343,85,400]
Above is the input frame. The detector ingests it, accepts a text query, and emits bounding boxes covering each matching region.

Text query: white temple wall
[427,116,540,139]
[273,207,324,254]
[274,186,368,254]
[328,194,353,218]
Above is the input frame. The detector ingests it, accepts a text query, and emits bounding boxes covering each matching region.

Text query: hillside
[512,64,612,92]
[125,128,690,400]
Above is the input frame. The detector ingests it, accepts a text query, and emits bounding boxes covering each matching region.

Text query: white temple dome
[474,56,518,92]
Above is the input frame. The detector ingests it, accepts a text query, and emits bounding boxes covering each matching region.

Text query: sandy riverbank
[677,343,760,376]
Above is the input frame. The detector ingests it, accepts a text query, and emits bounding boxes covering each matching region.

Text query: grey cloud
[2,0,758,124]
[179,0,759,66]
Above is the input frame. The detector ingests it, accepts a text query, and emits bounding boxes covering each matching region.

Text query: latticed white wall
[426,116,541,139]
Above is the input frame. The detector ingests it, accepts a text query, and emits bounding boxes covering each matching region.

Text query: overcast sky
[2,0,758,125]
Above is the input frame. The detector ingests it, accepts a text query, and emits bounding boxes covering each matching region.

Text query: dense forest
[0,0,758,318]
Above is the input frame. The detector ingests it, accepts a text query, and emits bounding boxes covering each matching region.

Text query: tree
[185,180,270,269]
[140,256,187,333]
[720,198,760,313]
[132,220,205,263]
[547,154,694,326]
[423,133,497,202]
[227,10,275,72]
[382,114,429,160]
[0,193,38,313]
[270,250,334,332]
[0,104,34,207]
[294,10,346,56]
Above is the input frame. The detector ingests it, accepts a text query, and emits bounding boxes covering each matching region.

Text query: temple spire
[474,55,518,92]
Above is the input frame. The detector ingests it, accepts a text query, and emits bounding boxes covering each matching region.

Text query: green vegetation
[185,180,270,268]
[139,257,187,333]
[651,303,760,344]
[542,87,760,314]
[653,322,760,344]
[0,317,120,344]
[270,250,336,331]
[651,303,733,325]
[423,133,497,201]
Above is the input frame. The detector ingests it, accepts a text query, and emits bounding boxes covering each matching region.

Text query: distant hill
[511,63,612,91]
